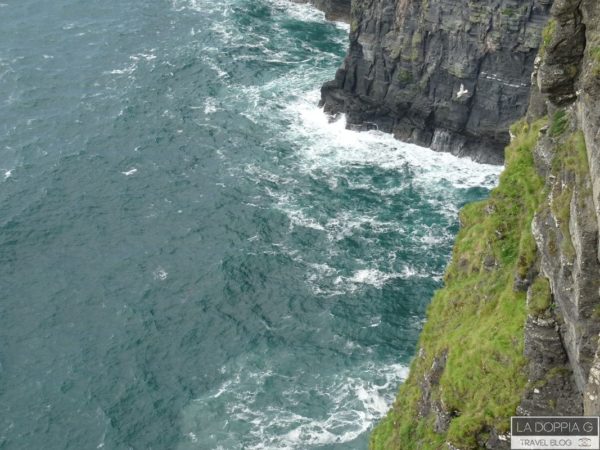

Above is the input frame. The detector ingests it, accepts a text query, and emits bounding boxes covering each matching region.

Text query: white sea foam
[172,0,347,33]
[267,0,349,31]
[209,21,237,45]
[152,267,168,281]
[345,268,396,288]
[268,0,326,22]
[104,50,156,79]
[261,182,402,239]
[129,51,157,62]
[180,0,236,16]
[332,266,429,292]
[245,165,296,186]
[283,208,326,232]
[203,97,218,114]
[285,89,502,191]
[178,361,408,450]
[259,175,442,294]
[105,63,137,76]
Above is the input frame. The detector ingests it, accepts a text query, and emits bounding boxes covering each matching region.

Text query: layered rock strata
[321,0,553,163]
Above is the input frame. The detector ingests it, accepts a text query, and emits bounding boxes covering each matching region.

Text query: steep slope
[320,0,553,163]
[370,0,600,448]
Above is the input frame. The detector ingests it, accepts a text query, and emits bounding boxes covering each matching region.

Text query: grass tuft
[540,19,556,58]
[528,276,552,317]
[549,109,568,137]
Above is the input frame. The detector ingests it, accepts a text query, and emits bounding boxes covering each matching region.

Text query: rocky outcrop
[537,0,585,105]
[518,313,582,416]
[320,0,553,163]
[295,0,351,22]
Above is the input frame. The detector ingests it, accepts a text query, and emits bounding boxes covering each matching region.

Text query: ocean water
[0,1,501,449]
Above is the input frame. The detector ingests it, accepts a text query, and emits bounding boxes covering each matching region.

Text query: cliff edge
[370,0,600,448]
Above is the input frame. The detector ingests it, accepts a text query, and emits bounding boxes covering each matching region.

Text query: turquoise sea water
[0,1,501,448]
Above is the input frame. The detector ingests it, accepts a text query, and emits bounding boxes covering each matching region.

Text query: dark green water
[0,0,501,448]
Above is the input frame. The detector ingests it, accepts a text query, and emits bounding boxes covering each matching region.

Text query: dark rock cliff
[320,0,553,163]
[365,0,600,447]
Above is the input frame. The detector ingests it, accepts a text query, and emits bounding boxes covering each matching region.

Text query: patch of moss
[592,305,600,319]
[410,32,423,61]
[468,3,492,24]
[528,276,551,317]
[590,46,600,77]
[516,231,537,279]
[397,69,413,84]
[412,31,423,46]
[370,118,548,449]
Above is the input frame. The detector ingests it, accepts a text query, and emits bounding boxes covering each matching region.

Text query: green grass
[549,109,568,137]
[370,118,548,449]
[590,47,600,76]
[528,276,552,317]
[540,19,556,57]
[563,131,589,178]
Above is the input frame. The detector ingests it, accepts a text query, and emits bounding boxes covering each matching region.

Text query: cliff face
[525,0,600,417]
[321,0,553,163]
[369,0,600,448]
